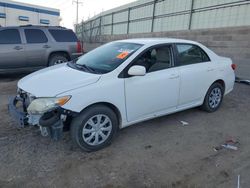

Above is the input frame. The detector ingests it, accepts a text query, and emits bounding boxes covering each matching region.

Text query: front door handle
[14,46,23,50]
[43,45,51,49]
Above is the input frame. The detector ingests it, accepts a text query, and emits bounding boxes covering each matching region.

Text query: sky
[14,0,137,29]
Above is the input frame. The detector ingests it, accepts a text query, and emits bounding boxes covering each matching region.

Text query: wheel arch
[201,79,226,112]
[80,102,122,129]
[202,79,226,103]
[212,79,225,93]
[48,51,71,66]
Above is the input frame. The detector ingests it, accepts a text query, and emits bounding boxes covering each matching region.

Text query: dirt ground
[0,74,249,188]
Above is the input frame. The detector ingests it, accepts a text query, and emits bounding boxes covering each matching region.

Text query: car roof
[0,25,69,30]
[116,38,200,45]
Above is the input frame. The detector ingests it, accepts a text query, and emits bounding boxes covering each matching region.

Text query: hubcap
[209,87,222,109]
[54,59,65,65]
[82,114,112,146]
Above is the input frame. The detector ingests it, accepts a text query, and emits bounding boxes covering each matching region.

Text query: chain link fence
[75,0,250,43]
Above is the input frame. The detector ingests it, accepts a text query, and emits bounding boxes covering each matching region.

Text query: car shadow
[0,72,31,82]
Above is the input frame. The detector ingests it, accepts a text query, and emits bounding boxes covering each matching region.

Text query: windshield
[75,42,143,73]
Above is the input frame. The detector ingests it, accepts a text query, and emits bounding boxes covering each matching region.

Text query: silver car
[0,25,83,73]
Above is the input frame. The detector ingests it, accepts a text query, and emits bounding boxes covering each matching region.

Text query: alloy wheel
[54,59,65,65]
[208,87,222,109]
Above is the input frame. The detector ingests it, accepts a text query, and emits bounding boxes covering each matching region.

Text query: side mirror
[128,65,146,76]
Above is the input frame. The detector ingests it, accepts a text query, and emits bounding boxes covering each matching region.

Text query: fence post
[151,0,157,32]
[127,8,131,34]
[111,12,114,35]
[90,20,93,42]
[188,0,194,30]
[99,16,102,41]
[81,20,84,46]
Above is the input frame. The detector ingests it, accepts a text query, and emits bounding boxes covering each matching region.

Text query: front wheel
[70,105,119,152]
[201,82,224,112]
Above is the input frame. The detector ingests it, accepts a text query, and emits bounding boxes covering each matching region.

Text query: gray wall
[82,26,250,79]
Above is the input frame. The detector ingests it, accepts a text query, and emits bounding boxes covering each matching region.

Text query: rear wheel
[70,105,119,152]
[201,82,224,112]
[48,54,68,66]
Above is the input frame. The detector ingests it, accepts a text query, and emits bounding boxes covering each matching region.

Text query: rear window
[49,29,78,42]
[25,29,48,43]
[176,44,210,65]
[0,29,21,44]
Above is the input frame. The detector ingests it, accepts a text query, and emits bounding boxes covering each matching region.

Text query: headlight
[27,96,71,114]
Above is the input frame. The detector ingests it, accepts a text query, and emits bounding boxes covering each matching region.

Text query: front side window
[176,44,210,66]
[133,45,173,73]
[73,42,142,73]
[25,29,48,44]
[0,29,21,44]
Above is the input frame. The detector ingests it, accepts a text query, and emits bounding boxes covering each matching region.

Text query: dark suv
[0,25,83,73]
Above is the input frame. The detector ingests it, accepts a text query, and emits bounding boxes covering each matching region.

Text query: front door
[124,45,180,122]
[0,29,27,69]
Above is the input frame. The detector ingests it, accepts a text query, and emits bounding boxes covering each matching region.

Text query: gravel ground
[0,74,249,188]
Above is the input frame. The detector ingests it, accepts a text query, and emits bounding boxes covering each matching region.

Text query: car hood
[18,63,101,97]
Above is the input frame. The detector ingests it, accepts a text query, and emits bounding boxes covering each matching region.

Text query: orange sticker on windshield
[116,51,129,59]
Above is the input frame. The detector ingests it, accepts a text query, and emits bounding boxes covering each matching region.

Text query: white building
[0,0,60,27]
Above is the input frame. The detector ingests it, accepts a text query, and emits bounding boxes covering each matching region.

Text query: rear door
[175,43,215,108]
[0,28,27,69]
[24,28,49,67]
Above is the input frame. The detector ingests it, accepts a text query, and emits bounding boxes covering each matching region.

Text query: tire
[201,82,224,112]
[70,105,119,152]
[39,111,60,127]
[48,54,68,66]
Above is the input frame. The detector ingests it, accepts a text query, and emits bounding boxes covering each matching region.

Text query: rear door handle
[43,45,51,49]
[14,46,23,50]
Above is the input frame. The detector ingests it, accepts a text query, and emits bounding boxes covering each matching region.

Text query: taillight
[231,63,236,70]
[76,41,83,53]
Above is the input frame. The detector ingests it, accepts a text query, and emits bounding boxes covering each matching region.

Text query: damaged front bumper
[8,96,68,141]
[8,96,28,128]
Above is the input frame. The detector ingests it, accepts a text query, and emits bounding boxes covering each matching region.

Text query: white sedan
[9,38,236,151]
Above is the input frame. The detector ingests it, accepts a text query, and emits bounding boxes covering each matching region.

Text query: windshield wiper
[67,60,102,74]
[75,64,98,73]
[67,59,93,72]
